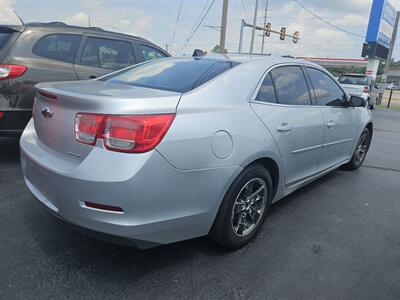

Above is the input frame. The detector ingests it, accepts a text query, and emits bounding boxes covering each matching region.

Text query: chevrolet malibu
[20,55,372,249]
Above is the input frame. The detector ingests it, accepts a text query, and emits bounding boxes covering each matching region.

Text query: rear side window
[33,34,81,63]
[0,32,12,50]
[307,67,346,106]
[101,58,238,93]
[270,66,311,105]
[140,44,167,61]
[81,37,136,70]
[256,73,277,103]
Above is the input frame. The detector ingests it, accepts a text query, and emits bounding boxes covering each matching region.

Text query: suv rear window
[338,75,369,86]
[101,58,239,93]
[33,34,81,63]
[0,32,12,50]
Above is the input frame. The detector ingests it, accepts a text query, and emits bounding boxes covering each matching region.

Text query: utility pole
[261,0,269,54]
[88,16,91,27]
[383,11,399,85]
[249,0,259,54]
[219,0,229,54]
[238,19,245,53]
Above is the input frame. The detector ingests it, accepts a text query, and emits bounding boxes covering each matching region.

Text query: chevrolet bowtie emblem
[41,107,54,119]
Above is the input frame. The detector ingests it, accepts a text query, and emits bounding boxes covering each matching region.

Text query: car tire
[210,164,273,249]
[342,128,371,170]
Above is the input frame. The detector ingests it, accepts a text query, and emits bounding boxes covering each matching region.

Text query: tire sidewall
[211,164,273,249]
[351,128,371,168]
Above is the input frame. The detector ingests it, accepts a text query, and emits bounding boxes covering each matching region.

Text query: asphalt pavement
[1,109,399,300]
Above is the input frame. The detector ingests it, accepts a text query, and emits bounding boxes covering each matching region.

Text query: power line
[180,0,217,53]
[292,0,365,39]
[170,0,184,53]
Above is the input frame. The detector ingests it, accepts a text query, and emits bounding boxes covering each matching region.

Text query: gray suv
[0,22,169,136]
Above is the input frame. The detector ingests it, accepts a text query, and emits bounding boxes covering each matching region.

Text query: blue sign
[365,0,397,49]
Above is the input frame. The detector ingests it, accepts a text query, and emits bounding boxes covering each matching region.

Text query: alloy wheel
[231,178,267,237]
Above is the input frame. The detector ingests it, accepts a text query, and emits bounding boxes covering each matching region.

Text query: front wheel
[342,128,371,170]
[210,164,273,249]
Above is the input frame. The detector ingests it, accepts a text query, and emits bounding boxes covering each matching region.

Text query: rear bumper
[20,119,240,247]
[0,110,31,136]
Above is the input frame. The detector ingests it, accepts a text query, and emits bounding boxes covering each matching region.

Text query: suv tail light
[74,113,175,153]
[363,86,369,93]
[0,64,27,80]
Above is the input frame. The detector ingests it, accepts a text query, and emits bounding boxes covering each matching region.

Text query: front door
[251,65,324,186]
[305,67,358,171]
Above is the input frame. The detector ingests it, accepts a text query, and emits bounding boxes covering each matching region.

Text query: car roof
[174,53,320,69]
[21,22,149,43]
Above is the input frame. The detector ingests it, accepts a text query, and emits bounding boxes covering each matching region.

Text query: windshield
[338,75,369,86]
[0,32,12,50]
[101,58,239,93]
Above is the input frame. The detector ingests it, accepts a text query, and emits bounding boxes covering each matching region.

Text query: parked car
[387,82,399,90]
[338,73,379,109]
[0,22,169,136]
[20,55,373,249]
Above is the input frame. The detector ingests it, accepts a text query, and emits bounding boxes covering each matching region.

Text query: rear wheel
[342,128,371,170]
[210,164,273,249]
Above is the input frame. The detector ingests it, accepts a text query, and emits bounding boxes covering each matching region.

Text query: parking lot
[1,109,399,299]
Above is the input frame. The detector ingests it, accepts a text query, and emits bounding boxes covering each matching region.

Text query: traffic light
[293,31,299,43]
[265,23,271,37]
[280,27,286,40]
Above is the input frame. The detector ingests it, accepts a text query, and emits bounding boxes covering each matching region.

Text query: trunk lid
[34,80,181,160]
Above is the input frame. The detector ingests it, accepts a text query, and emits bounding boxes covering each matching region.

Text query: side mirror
[349,95,366,107]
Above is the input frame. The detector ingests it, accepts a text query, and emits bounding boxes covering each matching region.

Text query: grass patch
[377,104,400,111]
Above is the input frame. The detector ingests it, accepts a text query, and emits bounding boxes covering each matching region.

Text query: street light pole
[249,0,259,54]
[219,0,229,54]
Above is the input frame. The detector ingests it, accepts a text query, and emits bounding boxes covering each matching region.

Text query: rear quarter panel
[156,62,285,202]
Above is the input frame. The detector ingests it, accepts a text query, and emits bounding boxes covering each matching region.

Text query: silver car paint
[20,55,373,247]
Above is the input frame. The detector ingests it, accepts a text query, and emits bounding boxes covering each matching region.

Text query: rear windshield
[338,75,369,86]
[100,58,239,93]
[0,32,12,50]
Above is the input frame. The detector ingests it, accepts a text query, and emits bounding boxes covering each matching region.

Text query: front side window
[255,73,277,103]
[140,44,167,61]
[307,68,346,106]
[81,37,136,70]
[33,34,81,63]
[101,58,238,93]
[270,66,311,105]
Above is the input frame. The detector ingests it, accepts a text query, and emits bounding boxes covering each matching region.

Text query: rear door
[305,67,358,170]
[251,65,324,186]
[73,35,138,80]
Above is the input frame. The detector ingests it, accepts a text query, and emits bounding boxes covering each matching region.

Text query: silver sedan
[20,55,373,249]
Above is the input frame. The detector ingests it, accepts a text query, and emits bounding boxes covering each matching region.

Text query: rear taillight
[0,64,27,80]
[75,113,103,145]
[363,86,369,93]
[74,113,175,153]
[0,112,4,119]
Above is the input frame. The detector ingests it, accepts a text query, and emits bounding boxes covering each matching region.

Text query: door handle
[277,124,293,132]
[326,121,336,129]
[89,75,97,79]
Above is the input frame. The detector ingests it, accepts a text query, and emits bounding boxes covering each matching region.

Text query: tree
[211,45,227,54]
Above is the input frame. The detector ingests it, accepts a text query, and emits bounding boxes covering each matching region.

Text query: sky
[0,0,399,60]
